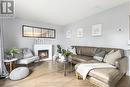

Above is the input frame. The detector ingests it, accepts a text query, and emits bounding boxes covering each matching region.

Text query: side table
[55,56,73,76]
[63,59,73,76]
[4,58,18,73]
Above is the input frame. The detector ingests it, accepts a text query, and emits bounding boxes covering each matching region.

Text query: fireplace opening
[38,50,49,59]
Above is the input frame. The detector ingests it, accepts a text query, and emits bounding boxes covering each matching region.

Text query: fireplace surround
[34,44,53,60]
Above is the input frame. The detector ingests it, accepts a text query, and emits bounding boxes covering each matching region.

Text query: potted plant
[57,45,63,57]
[62,49,73,62]
[57,45,73,62]
[5,48,20,59]
[57,45,62,54]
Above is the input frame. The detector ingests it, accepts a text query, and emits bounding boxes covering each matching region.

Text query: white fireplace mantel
[34,44,53,60]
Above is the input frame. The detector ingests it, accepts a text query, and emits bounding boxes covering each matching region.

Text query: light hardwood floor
[0,61,130,87]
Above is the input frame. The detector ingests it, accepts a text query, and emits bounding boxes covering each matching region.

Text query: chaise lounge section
[72,46,127,87]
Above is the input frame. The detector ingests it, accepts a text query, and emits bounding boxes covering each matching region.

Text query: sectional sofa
[72,46,127,87]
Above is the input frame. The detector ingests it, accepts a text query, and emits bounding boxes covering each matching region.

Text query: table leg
[13,61,16,69]
[64,63,66,76]
[10,62,12,73]
[64,62,67,76]
[70,62,73,70]
[75,72,80,79]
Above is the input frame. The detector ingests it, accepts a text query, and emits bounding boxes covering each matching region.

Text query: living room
[0,0,130,87]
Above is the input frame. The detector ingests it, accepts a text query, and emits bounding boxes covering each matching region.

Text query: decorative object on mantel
[22,25,56,38]
[66,30,72,38]
[76,28,84,38]
[92,24,102,36]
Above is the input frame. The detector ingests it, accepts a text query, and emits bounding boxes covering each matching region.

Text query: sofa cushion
[75,46,97,56]
[107,50,114,55]
[73,46,124,57]
[17,56,39,64]
[93,51,106,62]
[96,48,115,53]
[97,48,124,57]
[75,60,101,69]
[23,48,33,58]
[104,50,122,66]
[72,55,92,63]
[88,68,120,84]
[86,59,101,63]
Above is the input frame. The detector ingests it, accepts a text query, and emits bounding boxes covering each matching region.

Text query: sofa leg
[75,72,80,79]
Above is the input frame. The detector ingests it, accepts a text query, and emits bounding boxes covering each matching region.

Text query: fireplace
[38,50,49,59]
[34,44,53,60]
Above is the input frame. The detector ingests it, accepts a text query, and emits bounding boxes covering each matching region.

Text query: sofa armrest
[115,57,128,74]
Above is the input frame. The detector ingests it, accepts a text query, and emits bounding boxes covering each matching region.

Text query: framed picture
[66,30,71,38]
[22,25,55,38]
[92,24,102,36]
[76,28,84,38]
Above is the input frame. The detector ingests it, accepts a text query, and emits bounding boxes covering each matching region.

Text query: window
[22,25,56,38]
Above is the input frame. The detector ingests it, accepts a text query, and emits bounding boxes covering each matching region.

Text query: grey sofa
[16,48,39,66]
[72,46,127,87]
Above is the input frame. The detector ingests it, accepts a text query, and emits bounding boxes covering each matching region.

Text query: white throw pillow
[69,47,76,55]
[103,50,114,62]
[107,50,114,55]
[104,50,121,65]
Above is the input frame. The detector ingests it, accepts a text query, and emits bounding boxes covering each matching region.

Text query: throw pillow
[23,48,33,58]
[93,51,106,61]
[15,49,23,59]
[69,47,77,55]
[107,50,114,55]
[104,50,121,66]
[103,50,114,62]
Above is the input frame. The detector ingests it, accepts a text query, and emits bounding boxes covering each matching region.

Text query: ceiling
[15,0,129,26]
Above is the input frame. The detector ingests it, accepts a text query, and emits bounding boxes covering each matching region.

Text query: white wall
[62,3,130,75]
[2,18,64,54]
[63,3,129,50]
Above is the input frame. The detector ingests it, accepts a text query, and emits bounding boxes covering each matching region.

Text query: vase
[6,55,12,60]
[64,57,68,62]
[59,53,62,58]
